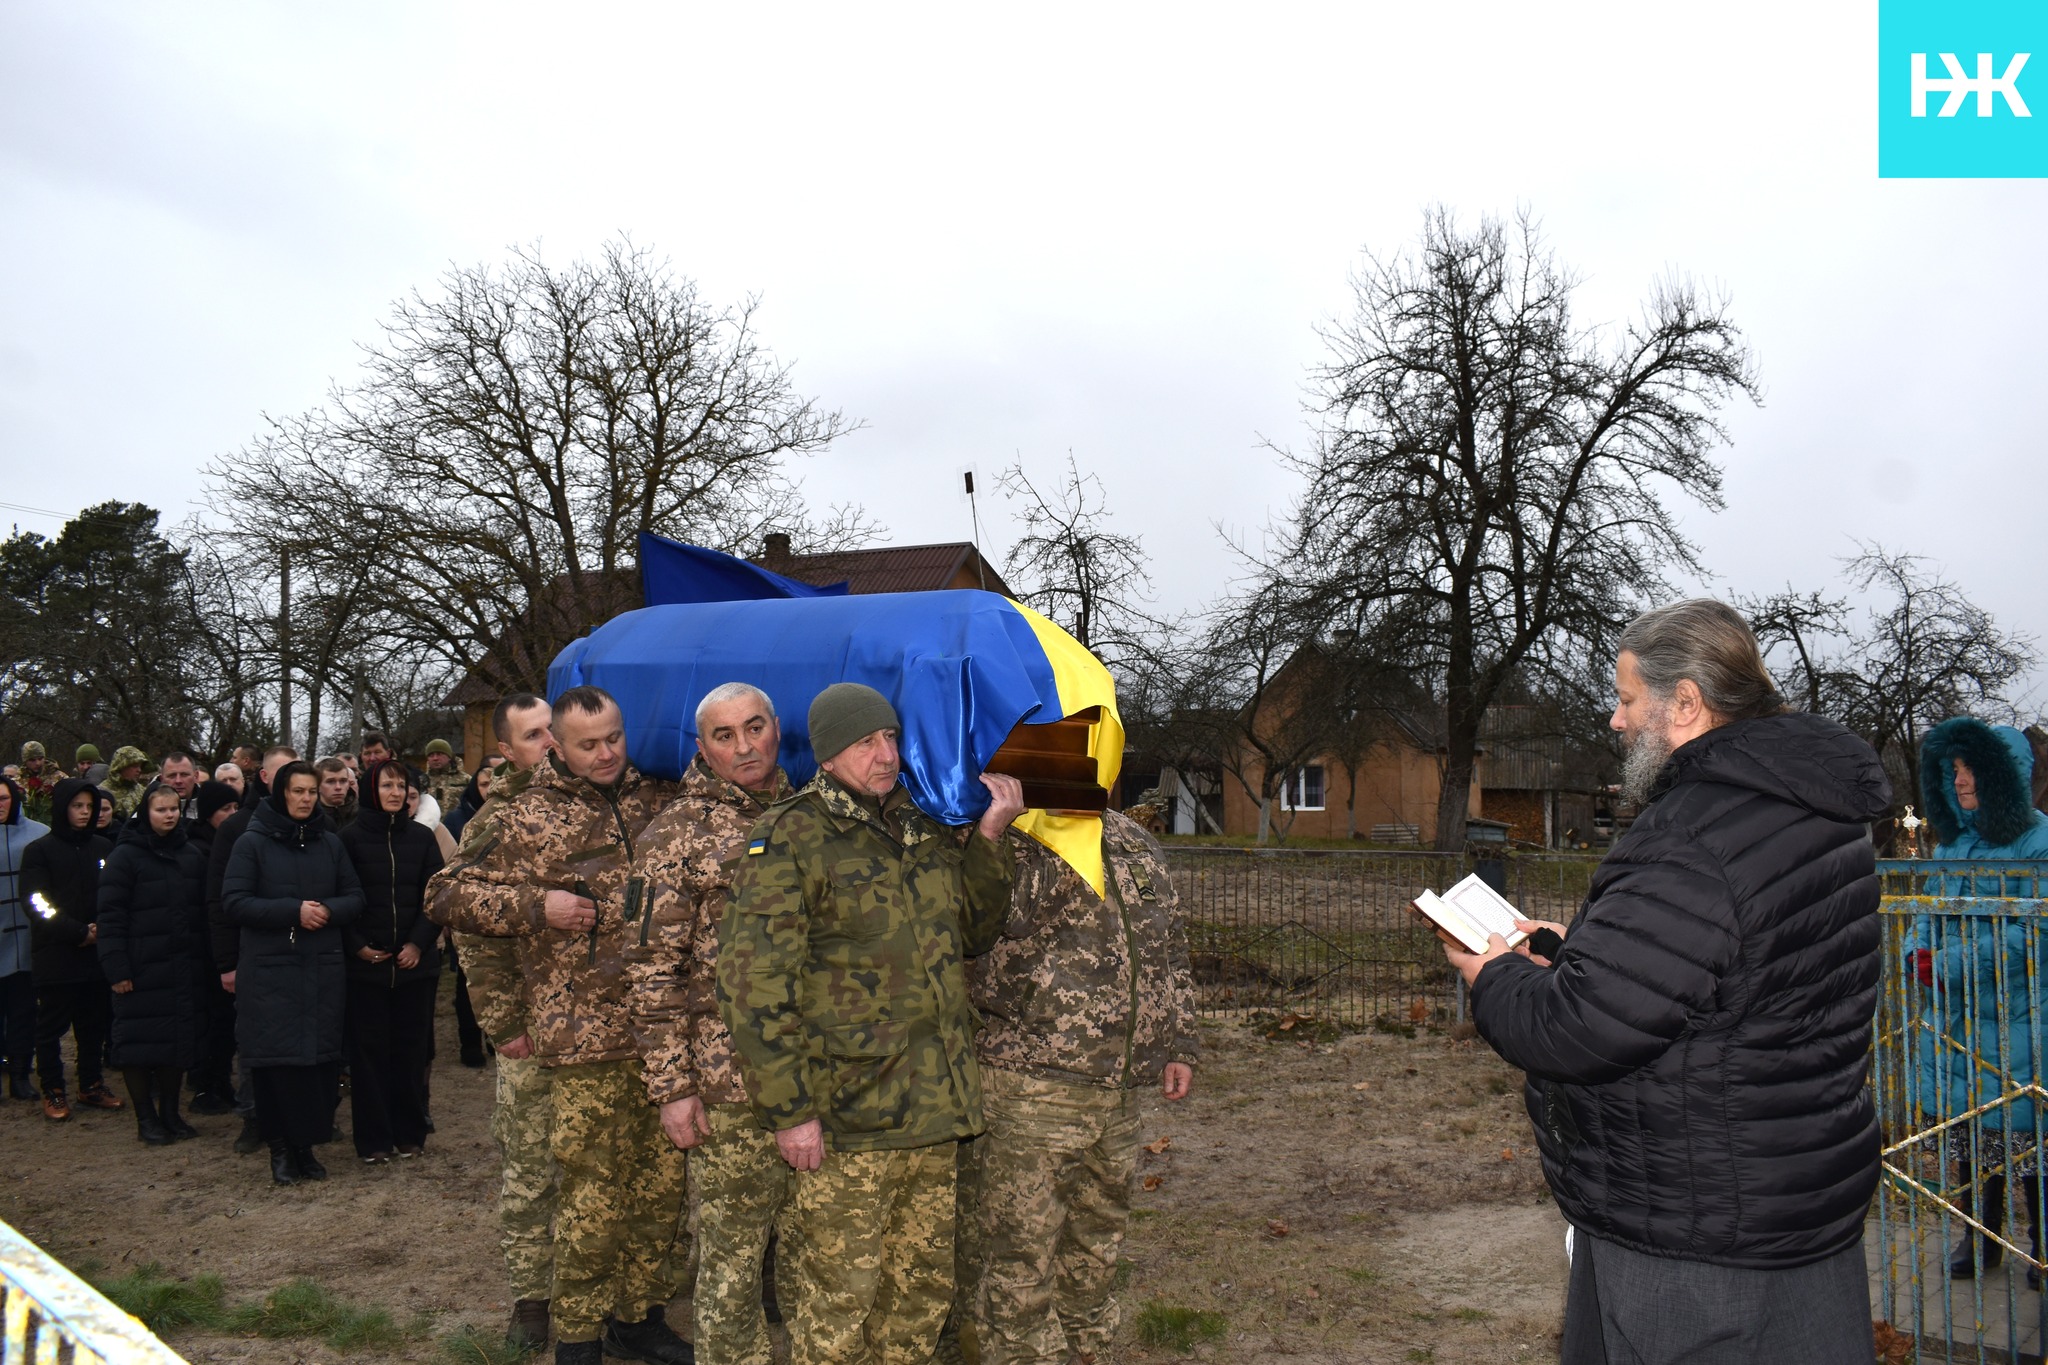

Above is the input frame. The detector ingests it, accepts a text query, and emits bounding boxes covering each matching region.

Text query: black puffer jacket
[20,778,113,986]
[1471,711,1892,1269]
[97,819,210,1068]
[222,798,365,1068]
[337,792,445,987]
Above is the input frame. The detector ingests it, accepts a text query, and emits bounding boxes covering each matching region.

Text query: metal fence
[1,1216,187,1364]
[1162,846,1598,1025]
[1874,859,2048,1363]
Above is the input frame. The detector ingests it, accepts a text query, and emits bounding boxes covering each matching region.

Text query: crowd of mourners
[0,691,1200,1365]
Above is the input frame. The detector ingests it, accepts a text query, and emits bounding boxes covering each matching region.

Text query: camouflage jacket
[447,761,534,1045]
[426,755,672,1068]
[717,772,1013,1152]
[423,767,468,820]
[971,811,1201,1088]
[628,757,795,1107]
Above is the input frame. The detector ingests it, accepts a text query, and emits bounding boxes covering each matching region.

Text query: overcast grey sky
[3,2,2044,710]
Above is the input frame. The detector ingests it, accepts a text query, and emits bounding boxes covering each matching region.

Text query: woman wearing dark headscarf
[337,760,444,1162]
[98,783,210,1144]
[222,761,364,1184]
[19,778,120,1120]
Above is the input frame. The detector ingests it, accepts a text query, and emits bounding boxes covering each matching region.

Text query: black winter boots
[270,1141,298,1185]
[124,1068,173,1146]
[601,1305,695,1365]
[1948,1174,2046,1282]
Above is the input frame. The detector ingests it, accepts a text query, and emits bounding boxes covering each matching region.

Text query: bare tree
[207,238,862,700]
[997,453,1163,672]
[1738,586,1854,716]
[1277,208,1760,848]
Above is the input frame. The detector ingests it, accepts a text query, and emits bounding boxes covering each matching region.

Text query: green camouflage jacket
[970,810,1200,1088]
[104,745,152,818]
[448,761,534,1045]
[717,771,1012,1152]
[627,756,795,1107]
[423,766,468,820]
[427,754,672,1067]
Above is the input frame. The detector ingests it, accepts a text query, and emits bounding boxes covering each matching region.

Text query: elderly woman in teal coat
[1905,717,2048,1282]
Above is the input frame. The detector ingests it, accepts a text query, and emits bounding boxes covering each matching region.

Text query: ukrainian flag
[548,584,1121,891]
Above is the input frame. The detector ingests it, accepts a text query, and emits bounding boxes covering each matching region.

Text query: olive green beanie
[424,739,454,757]
[807,683,900,764]
[75,744,102,766]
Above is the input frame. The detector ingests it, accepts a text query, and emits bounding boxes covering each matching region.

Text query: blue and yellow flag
[548,586,1121,890]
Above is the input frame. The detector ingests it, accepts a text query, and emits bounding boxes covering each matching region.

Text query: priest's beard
[1619,701,1676,808]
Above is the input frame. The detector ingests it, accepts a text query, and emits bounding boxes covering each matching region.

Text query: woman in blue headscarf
[1909,717,2048,1281]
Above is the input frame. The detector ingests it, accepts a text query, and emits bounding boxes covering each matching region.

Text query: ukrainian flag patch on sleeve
[747,838,768,856]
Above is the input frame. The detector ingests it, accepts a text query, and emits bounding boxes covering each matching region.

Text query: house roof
[756,542,1013,598]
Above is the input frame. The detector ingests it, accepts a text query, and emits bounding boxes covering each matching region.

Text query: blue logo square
[1879,0,2048,177]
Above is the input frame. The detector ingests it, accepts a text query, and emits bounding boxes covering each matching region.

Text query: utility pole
[964,470,987,591]
[278,548,294,752]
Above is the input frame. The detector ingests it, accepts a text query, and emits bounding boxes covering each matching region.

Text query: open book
[1413,873,1529,955]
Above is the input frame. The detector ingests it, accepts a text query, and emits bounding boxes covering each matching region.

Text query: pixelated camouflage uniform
[629,755,796,1365]
[445,760,558,1304]
[17,750,67,826]
[103,746,151,818]
[718,771,1012,1365]
[423,765,468,820]
[427,754,684,1343]
[946,811,1201,1365]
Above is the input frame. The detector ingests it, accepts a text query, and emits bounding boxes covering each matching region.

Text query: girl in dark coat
[19,778,120,1119]
[337,760,444,1161]
[222,762,365,1185]
[99,783,210,1144]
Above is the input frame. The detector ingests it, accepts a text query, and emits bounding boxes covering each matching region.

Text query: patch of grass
[439,1324,543,1364]
[1135,1300,1228,1352]
[1112,1257,1137,1290]
[1341,1266,1380,1285]
[1129,1208,1158,1223]
[1450,1306,1491,1322]
[96,1263,231,1335]
[91,1265,429,1355]
[1406,1350,1436,1363]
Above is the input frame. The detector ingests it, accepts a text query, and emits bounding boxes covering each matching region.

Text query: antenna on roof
[964,469,988,591]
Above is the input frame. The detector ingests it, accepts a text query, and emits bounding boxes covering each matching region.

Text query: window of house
[1280,764,1326,811]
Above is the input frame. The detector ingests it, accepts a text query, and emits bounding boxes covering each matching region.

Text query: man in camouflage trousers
[944,809,1200,1365]
[629,682,797,1365]
[429,686,691,1365]
[718,682,1024,1365]
[442,694,561,1352]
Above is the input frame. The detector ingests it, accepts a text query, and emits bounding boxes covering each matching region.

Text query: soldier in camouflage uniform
[943,809,1200,1365]
[629,682,797,1365]
[103,746,152,820]
[439,694,559,1352]
[421,739,468,816]
[718,682,1025,1365]
[18,743,66,826]
[428,686,691,1365]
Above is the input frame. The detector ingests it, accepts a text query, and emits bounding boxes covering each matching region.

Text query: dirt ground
[1,986,1567,1363]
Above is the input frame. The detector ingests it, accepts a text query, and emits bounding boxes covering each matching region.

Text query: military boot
[555,1341,601,1365]
[600,1306,694,1364]
[270,1142,299,1186]
[509,1298,551,1353]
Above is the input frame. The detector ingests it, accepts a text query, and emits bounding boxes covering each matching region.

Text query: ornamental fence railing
[1,1216,187,1364]
[1873,859,2048,1364]
[1161,846,1598,1026]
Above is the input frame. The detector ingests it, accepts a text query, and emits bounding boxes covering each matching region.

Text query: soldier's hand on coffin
[660,1096,711,1151]
[776,1118,825,1172]
[544,888,598,931]
[977,773,1027,839]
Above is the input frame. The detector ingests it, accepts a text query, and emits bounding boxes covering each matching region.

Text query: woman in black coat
[222,762,365,1185]
[98,783,210,1145]
[337,760,444,1162]
[19,778,120,1119]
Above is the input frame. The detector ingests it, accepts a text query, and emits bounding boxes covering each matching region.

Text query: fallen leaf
[1143,1136,1173,1154]
[1305,1286,1320,1299]
[1143,1175,1165,1191]
[1266,1219,1290,1238]
[1501,1148,1515,1161]
[1352,1080,1371,1091]
[1278,1016,1298,1031]
[1408,997,1429,1023]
